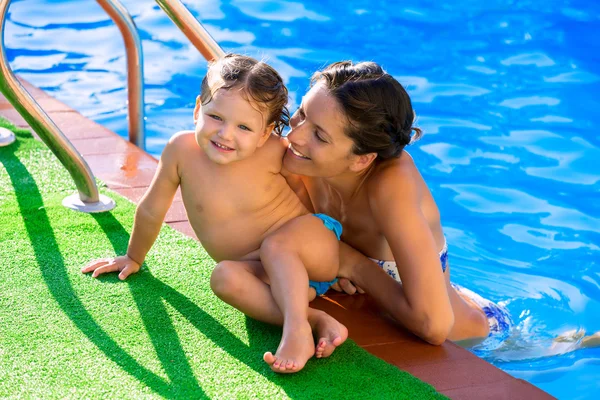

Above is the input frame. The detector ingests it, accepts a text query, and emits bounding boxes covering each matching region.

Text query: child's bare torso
[175,131,307,261]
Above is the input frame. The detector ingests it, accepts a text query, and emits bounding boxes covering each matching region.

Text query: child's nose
[218,124,234,140]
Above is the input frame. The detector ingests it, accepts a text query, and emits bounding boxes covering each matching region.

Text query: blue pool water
[4,0,599,398]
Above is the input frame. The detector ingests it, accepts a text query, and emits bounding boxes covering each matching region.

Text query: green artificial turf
[0,118,445,399]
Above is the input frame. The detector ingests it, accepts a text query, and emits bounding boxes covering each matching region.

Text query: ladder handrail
[0,0,224,207]
[0,0,99,203]
[155,0,225,61]
[97,0,145,149]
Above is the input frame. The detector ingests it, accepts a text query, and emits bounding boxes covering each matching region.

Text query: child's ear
[349,152,377,172]
[257,122,275,148]
[193,96,201,124]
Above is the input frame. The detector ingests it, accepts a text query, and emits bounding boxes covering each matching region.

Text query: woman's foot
[310,310,348,358]
[582,331,600,348]
[263,320,314,373]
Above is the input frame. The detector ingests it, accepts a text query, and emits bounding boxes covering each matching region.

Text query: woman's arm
[342,168,454,345]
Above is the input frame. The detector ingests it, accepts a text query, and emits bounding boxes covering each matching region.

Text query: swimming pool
[5,0,599,398]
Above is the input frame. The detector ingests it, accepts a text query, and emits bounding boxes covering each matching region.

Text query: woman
[280,61,505,345]
[281,60,600,351]
[211,61,510,371]
[213,60,599,369]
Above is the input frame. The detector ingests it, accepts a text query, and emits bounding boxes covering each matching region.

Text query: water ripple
[500,224,599,251]
[420,142,518,172]
[442,184,600,233]
[499,96,561,109]
[501,52,555,67]
[530,115,573,123]
[231,0,330,22]
[544,71,600,83]
[396,75,490,103]
[480,130,600,185]
[417,116,492,134]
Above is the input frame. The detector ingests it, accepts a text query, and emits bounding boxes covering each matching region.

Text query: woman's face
[283,83,357,177]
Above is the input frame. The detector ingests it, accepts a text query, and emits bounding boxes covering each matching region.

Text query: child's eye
[238,125,251,131]
[208,114,222,121]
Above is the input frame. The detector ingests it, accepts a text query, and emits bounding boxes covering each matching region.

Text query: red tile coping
[0,78,555,400]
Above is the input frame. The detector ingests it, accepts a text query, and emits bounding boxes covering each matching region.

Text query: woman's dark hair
[311,61,421,160]
[200,53,290,135]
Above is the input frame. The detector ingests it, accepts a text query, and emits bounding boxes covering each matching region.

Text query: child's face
[194,88,273,165]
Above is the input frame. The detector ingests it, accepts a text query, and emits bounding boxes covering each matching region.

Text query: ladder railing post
[155,0,225,61]
[0,0,225,212]
[97,0,145,149]
[0,0,115,213]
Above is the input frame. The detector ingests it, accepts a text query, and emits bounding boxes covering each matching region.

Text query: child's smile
[194,88,270,164]
[211,140,235,152]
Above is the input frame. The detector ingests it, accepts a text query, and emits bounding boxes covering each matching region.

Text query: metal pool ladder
[0,0,224,212]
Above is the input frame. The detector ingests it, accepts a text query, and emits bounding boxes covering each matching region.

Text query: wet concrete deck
[0,80,554,400]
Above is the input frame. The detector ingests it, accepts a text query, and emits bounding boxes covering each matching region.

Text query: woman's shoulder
[367,152,419,195]
[249,133,287,174]
[255,133,286,159]
[264,133,288,152]
[364,152,426,223]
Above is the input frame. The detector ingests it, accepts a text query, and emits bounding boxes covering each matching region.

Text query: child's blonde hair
[200,54,290,135]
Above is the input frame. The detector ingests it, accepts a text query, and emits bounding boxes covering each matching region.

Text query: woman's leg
[259,215,340,372]
[210,259,348,360]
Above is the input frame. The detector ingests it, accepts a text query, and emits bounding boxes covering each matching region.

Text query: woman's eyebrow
[307,109,331,137]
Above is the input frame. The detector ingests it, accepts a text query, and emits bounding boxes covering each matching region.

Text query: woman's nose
[287,122,307,145]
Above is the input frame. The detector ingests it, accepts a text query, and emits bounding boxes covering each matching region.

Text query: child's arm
[81,133,184,279]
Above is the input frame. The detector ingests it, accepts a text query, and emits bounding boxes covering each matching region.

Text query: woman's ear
[193,96,201,124]
[257,122,276,147]
[349,152,377,172]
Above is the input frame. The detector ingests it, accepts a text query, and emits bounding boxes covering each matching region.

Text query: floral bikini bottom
[369,240,512,338]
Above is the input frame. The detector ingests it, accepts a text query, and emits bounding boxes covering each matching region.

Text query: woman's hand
[331,278,365,295]
[81,255,141,280]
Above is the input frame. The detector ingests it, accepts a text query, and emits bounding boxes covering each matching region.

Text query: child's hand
[81,255,141,280]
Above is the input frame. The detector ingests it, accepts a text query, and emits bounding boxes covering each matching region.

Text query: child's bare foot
[310,311,348,358]
[263,320,314,373]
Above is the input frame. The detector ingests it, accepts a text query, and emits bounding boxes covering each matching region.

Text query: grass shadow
[91,212,297,396]
[0,122,445,400]
[0,129,297,398]
[1,140,202,399]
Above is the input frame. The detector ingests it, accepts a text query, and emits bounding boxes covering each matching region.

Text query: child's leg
[259,214,340,373]
[211,260,347,357]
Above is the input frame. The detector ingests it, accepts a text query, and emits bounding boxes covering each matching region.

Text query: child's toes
[263,352,276,366]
